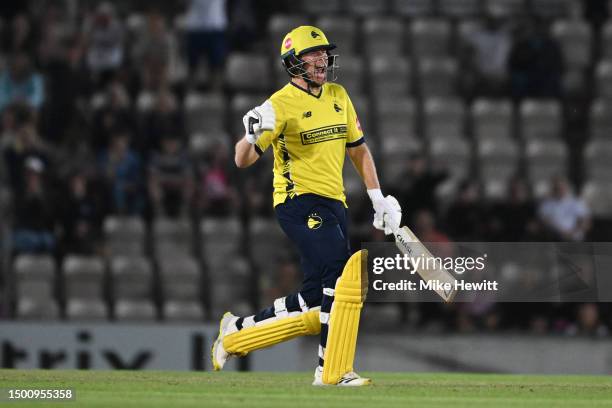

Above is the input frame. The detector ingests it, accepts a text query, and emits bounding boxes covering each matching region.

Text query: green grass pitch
[1,370,611,407]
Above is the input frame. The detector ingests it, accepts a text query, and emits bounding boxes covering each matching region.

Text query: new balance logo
[334,103,342,113]
[303,111,312,118]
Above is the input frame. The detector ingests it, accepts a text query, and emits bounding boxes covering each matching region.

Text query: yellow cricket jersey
[254,82,365,207]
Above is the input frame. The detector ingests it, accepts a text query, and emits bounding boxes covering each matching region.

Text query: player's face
[301,50,328,86]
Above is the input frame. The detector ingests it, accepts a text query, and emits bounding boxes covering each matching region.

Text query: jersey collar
[289,81,323,99]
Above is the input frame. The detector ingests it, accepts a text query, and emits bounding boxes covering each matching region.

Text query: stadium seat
[551,20,592,70]
[136,91,156,113]
[602,22,612,59]
[370,57,412,98]
[428,136,472,180]
[66,299,108,321]
[230,94,268,135]
[519,99,562,141]
[249,217,288,271]
[315,17,357,55]
[526,139,568,188]
[438,0,481,18]
[159,257,201,301]
[410,19,451,57]
[376,97,418,138]
[268,14,308,45]
[300,0,343,15]
[14,254,55,276]
[163,300,204,322]
[103,216,145,256]
[14,255,55,300]
[63,255,105,300]
[363,17,404,58]
[581,181,612,217]
[483,178,511,200]
[201,216,242,269]
[225,53,271,93]
[471,98,513,142]
[189,131,229,157]
[349,95,371,135]
[531,0,574,19]
[110,256,153,301]
[423,97,465,139]
[210,257,252,317]
[16,298,59,320]
[390,0,435,17]
[335,55,364,96]
[477,138,520,181]
[590,99,612,140]
[483,0,525,17]
[184,92,226,134]
[457,20,481,46]
[594,61,612,99]
[584,140,612,183]
[114,299,156,321]
[345,0,387,15]
[417,57,458,97]
[153,217,192,252]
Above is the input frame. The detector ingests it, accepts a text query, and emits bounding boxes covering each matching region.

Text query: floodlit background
[1,0,611,372]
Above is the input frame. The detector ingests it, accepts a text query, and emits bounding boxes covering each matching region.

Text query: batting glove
[368,189,402,235]
[243,100,276,145]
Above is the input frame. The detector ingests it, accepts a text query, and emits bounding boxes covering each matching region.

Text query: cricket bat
[393,225,457,302]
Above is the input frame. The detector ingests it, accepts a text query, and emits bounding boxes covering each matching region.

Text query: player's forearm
[348,144,380,190]
[235,137,259,168]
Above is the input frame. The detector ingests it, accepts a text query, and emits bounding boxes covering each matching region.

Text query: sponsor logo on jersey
[334,103,342,113]
[307,213,323,229]
[300,124,347,145]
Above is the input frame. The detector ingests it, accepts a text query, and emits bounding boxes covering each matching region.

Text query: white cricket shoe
[211,312,239,371]
[312,366,372,386]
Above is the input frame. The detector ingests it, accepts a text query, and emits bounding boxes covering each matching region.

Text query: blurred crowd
[0,0,609,334]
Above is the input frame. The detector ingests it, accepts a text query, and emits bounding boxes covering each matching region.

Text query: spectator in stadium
[12,157,57,254]
[139,88,184,154]
[197,139,238,216]
[0,53,44,112]
[83,2,124,83]
[91,80,133,151]
[148,134,194,218]
[462,11,511,96]
[131,10,177,91]
[59,171,105,255]
[98,129,144,215]
[1,13,39,55]
[183,0,228,87]
[445,180,487,241]
[538,176,590,241]
[39,34,91,144]
[3,107,51,194]
[508,18,564,100]
[488,177,539,241]
[391,155,447,224]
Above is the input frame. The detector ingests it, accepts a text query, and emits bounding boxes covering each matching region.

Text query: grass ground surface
[0,370,611,407]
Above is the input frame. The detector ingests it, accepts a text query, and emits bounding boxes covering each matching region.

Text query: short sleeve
[345,93,365,148]
[255,99,284,155]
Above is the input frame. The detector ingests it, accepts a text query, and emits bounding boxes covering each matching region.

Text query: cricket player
[211,26,401,386]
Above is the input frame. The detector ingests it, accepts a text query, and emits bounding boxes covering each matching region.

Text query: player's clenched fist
[368,189,402,235]
[243,100,276,144]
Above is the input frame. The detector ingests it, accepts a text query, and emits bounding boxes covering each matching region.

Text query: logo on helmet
[311,31,321,39]
[284,38,292,49]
